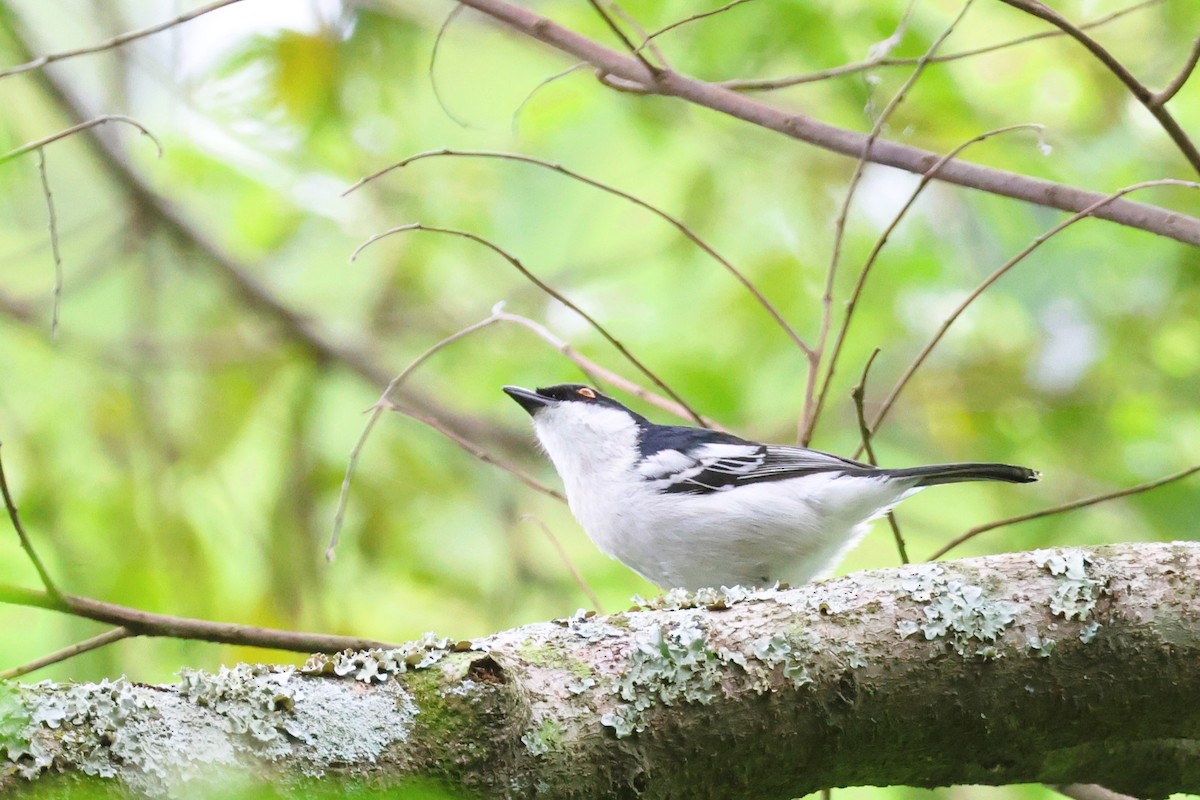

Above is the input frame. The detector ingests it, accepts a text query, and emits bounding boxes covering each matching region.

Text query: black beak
[503,385,554,416]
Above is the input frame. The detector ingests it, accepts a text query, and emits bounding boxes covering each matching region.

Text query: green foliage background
[0,0,1198,796]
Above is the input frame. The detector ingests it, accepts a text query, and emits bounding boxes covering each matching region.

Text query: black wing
[636,429,874,495]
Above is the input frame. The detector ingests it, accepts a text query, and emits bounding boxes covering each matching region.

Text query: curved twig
[0,442,62,600]
[997,0,1200,175]
[1152,32,1200,107]
[346,148,811,357]
[352,222,706,425]
[0,115,162,164]
[520,514,604,612]
[430,5,470,128]
[0,0,246,80]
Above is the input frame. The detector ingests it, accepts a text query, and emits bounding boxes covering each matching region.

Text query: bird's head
[503,384,645,474]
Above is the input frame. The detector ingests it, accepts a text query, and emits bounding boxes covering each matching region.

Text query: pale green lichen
[897,565,1018,659]
[520,719,562,756]
[1026,632,1057,657]
[299,633,454,682]
[629,584,780,612]
[1035,551,1107,629]
[751,631,816,689]
[1,635,460,797]
[600,617,727,738]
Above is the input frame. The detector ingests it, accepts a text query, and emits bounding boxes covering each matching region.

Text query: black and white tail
[880,462,1040,487]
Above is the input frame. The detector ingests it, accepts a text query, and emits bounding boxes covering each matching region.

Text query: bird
[503,383,1039,590]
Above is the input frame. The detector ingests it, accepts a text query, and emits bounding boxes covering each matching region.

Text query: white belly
[568,472,917,590]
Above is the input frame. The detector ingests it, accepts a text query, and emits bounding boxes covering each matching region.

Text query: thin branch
[719,0,1162,92]
[451,0,1200,246]
[997,0,1200,175]
[641,0,756,48]
[0,583,400,654]
[0,115,162,165]
[430,5,470,128]
[352,222,706,426]
[0,442,62,600]
[496,310,726,429]
[584,0,661,77]
[326,306,560,561]
[0,0,247,80]
[607,2,669,71]
[35,148,64,339]
[512,62,589,133]
[861,179,1200,455]
[0,627,131,680]
[809,124,1045,442]
[346,148,812,357]
[849,349,908,564]
[800,0,970,446]
[520,514,604,613]
[1152,32,1200,107]
[928,464,1200,562]
[0,28,530,458]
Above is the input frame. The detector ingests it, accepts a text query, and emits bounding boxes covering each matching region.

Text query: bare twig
[0,115,162,165]
[430,5,470,127]
[451,0,1200,246]
[585,0,661,77]
[809,124,1045,441]
[861,179,1200,455]
[0,0,246,80]
[0,584,399,653]
[497,310,725,429]
[928,463,1200,561]
[34,148,64,339]
[512,62,589,132]
[719,0,1162,91]
[641,0,756,48]
[800,0,971,446]
[608,2,669,71]
[997,0,1200,175]
[346,148,812,357]
[0,627,131,680]
[849,350,908,564]
[520,514,604,612]
[0,442,62,600]
[326,305,561,561]
[1152,32,1200,107]
[352,222,705,425]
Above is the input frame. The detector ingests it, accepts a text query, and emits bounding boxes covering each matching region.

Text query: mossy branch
[3,542,1200,798]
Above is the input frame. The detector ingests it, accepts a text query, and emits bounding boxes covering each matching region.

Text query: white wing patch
[640,442,873,494]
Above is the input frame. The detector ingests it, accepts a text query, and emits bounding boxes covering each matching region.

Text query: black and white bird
[504,383,1038,590]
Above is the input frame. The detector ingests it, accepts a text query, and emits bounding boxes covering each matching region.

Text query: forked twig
[860,178,1200,455]
[929,464,1200,561]
[801,0,974,445]
[810,123,1045,440]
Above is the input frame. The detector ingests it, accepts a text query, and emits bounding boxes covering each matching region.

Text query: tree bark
[3,542,1199,798]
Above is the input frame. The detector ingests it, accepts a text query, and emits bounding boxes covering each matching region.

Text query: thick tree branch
[452,0,1200,247]
[4,542,1199,798]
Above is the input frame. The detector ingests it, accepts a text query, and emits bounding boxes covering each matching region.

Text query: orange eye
[577,387,597,399]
